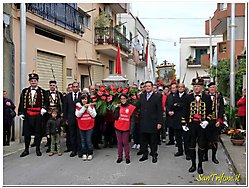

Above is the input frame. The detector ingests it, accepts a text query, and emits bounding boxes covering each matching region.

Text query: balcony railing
[15,3,84,34]
[95,27,130,51]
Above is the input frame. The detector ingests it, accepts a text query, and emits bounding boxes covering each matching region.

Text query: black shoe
[64,149,72,153]
[126,159,131,164]
[188,165,196,173]
[137,151,143,155]
[116,158,123,163]
[6,141,10,146]
[46,148,50,153]
[158,142,162,145]
[139,156,148,162]
[70,151,77,157]
[30,143,36,147]
[186,155,191,160]
[212,157,219,164]
[20,150,29,157]
[197,166,204,174]
[174,152,183,157]
[109,144,113,148]
[152,156,157,163]
[78,153,83,158]
[36,149,42,156]
[166,142,175,146]
[103,143,108,148]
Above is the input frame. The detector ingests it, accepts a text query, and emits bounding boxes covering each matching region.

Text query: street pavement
[3,135,244,186]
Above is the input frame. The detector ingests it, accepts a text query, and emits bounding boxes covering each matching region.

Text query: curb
[219,137,246,185]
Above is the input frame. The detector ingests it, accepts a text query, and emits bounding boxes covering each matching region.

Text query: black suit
[139,92,163,158]
[63,92,82,154]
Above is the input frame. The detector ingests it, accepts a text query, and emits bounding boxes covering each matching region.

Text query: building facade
[179,36,223,89]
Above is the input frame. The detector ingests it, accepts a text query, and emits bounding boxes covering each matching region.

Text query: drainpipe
[19,3,26,143]
[230,3,236,109]
[209,17,213,77]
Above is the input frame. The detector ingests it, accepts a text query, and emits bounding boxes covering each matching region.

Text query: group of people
[14,71,245,175]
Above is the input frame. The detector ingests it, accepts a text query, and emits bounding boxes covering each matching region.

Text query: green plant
[209,58,246,102]
[225,105,239,128]
[94,11,111,38]
[229,128,246,140]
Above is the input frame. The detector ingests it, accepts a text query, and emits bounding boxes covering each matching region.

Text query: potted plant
[228,128,246,145]
[95,11,111,44]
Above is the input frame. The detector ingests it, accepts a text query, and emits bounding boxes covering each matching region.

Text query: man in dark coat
[44,80,63,153]
[203,82,225,164]
[138,81,163,163]
[3,91,16,146]
[63,81,82,157]
[171,83,189,158]
[181,76,212,174]
[18,72,48,157]
[165,83,178,145]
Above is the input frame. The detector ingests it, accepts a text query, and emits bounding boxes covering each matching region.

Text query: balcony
[217,40,244,61]
[15,3,84,37]
[205,3,245,35]
[106,3,128,13]
[95,27,130,59]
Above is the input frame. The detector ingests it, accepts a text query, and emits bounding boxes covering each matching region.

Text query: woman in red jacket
[75,94,97,161]
[237,88,246,130]
[114,93,136,164]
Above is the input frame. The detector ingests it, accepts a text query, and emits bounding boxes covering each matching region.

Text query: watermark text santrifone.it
[196,173,240,183]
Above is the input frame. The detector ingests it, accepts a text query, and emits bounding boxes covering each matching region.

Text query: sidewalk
[220,134,247,185]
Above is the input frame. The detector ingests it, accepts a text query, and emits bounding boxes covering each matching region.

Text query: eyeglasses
[50,85,56,87]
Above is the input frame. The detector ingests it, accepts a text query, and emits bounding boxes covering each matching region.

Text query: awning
[78,58,103,66]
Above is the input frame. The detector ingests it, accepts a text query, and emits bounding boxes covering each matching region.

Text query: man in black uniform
[181,76,212,174]
[203,82,225,164]
[18,72,48,157]
[44,80,63,153]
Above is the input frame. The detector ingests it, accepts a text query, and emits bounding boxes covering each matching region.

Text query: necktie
[147,93,151,100]
[74,93,77,101]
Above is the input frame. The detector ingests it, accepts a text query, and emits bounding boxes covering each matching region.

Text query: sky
[130,2,217,77]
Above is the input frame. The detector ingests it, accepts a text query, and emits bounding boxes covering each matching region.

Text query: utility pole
[230,3,236,109]
[209,16,213,71]
[19,3,26,143]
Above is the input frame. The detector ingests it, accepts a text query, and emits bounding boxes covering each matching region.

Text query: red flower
[107,95,113,102]
[117,87,122,93]
[92,98,98,102]
[131,95,137,100]
[100,86,106,92]
[90,95,96,99]
[137,95,140,99]
[122,88,129,94]
[97,91,104,96]
[112,88,117,94]
[105,89,110,95]
[101,96,107,100]
[110,85,115,90]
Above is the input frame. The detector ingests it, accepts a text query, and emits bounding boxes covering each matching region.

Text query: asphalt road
[3,139,240,185]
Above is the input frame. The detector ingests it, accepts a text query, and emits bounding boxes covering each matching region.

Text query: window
[123,25,127,36]
[35,27,65,42]
[109,60,114,74]
[78,8,91,29]
[195,48,208,64]
[66,68,72,77]
[220,3,227,11]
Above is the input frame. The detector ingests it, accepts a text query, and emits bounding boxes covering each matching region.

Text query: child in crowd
[46,109,62,156]
[114,93,136,164]
[75,94,97,161]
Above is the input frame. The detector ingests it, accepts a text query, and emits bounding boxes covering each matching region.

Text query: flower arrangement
[90,85,139,116]
[228,128,246,140]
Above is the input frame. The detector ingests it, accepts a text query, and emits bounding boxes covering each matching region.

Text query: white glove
[182,125,189,131]
[200,121,209,129]
[19,114,25,120]
[41,108,47,116]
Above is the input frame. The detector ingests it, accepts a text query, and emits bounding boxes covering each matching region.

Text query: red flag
[115,43,122,74]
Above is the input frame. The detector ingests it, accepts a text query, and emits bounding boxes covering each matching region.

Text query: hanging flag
[115,42,122,74]
[145,38,154,81]
[212,46,218,67]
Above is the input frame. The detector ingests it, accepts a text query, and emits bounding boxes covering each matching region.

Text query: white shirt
[73,92,79,101]
[50,91,56,101]
[179,92,184,98]
[30,87,38,101]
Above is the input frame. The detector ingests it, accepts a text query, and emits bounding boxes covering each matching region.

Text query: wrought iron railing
[95,27,130,51]
[15,3,84,35]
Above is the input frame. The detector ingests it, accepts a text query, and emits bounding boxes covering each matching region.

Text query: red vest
[76,106,95,130]
[114,105,136,131]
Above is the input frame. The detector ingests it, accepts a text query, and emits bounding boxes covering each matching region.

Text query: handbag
[9,108,16,118]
